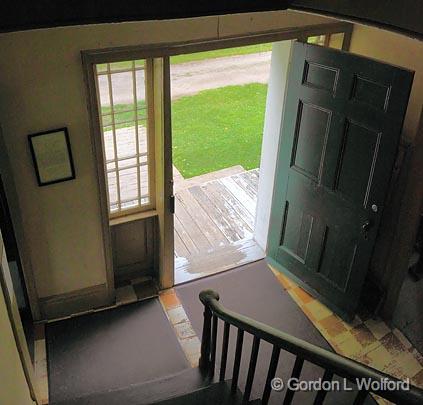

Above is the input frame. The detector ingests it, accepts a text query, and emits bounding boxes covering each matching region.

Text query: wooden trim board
[39,283,109,320]
[81,22,352,64]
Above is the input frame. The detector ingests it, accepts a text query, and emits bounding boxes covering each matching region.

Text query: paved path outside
[100,52,271,105]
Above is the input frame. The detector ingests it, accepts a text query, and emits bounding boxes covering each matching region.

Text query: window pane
[136,70,146,102]
[107,171,118,206]
[102,128,115,161]
[140,165,149,205]
[116,126,136,159]
[97,75,110,110]
[135,60,145,69]
[138,122,148,154]
[114,110,135,125]
[110,61,133,72]
[119,167,138,206]
[111,71,133,105]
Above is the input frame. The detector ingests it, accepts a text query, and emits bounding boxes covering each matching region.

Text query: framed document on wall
[28,127,75,186]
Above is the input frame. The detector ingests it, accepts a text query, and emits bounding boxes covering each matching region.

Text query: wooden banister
[199,289,423,405]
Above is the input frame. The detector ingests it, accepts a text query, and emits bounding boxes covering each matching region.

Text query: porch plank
[174,227,190,258]
[202,180,255,232]
[219,177,256,217]
[175,194,213,252]
[240,169,259,193]
[231,172,258,201]
[189,186,243,243]
[174,215,198,256]
[176,189,228,249]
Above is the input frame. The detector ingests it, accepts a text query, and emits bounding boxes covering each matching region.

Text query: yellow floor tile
[174,321,197,340]
[351,324,378,349]
[179,336,201,367]
[166,306,189,325]
[336,334,364,359]
[412,369,423,388]
[386,351,422,379]
[159,292,181,309]
[304,299,333,321]
[318,314,348,338]
[291,286,314,304]
[364,345,393,371]
[364,318,391,340]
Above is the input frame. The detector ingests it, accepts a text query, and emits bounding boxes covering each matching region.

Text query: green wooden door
[267,42,413,320]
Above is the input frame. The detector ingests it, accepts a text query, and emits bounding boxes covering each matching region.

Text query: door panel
[267,42,413,320]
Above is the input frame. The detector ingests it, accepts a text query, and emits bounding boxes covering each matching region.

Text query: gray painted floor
[47,298,189,404]
[176,260,375,404]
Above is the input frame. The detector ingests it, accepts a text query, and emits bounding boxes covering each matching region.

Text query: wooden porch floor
[174,168,265,284]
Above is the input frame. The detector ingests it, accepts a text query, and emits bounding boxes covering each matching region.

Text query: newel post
[198,290,219,373]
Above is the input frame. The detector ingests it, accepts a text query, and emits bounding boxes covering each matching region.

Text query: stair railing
[199,289,423,405]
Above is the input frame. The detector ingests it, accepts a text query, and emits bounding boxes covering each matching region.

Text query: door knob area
[362,220,371,231]
[361,219,372,239]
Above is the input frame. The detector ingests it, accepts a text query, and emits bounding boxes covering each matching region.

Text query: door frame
[0,129,41,320]
[82,21,352,293]
[0,238,40,404]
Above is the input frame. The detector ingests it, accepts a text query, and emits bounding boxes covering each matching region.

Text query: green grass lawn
[97,43,272,72]
[172,83,267,178]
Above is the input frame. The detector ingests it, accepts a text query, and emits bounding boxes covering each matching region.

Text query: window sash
[94,59,154,218]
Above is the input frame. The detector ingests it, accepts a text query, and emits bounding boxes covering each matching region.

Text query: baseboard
[39,283,111,320]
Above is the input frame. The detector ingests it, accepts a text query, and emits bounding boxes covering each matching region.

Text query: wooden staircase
[53,290,423,405]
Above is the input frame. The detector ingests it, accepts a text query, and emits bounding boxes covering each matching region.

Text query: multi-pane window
[95,60,153,217]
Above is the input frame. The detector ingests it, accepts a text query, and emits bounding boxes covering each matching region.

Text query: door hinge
[170,195,175,214]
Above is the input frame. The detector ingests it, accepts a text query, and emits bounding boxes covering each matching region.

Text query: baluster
[313,370,333,405]
[262,345,281,405]
[242,336,261,404]
[283,356,304,405]
[231,329,245,395]
[219,322,230,382]
[353,390,368,405]
[199,304,212,372]
[209,315,218,377]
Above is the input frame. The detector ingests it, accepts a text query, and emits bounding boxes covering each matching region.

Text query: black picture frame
[28,127,76,186]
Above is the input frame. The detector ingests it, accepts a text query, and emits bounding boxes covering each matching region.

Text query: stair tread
[52,367,208,405]
[153,380,244,405]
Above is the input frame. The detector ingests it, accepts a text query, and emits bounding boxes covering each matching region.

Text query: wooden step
[51,368,208,405]
[152,380,245,405]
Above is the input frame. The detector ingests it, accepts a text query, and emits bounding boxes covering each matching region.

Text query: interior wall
[0,234,35,405]
[350,25,423,142]
[0,11,334,305]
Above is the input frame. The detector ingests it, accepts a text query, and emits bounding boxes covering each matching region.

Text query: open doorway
[170,44,273,284]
